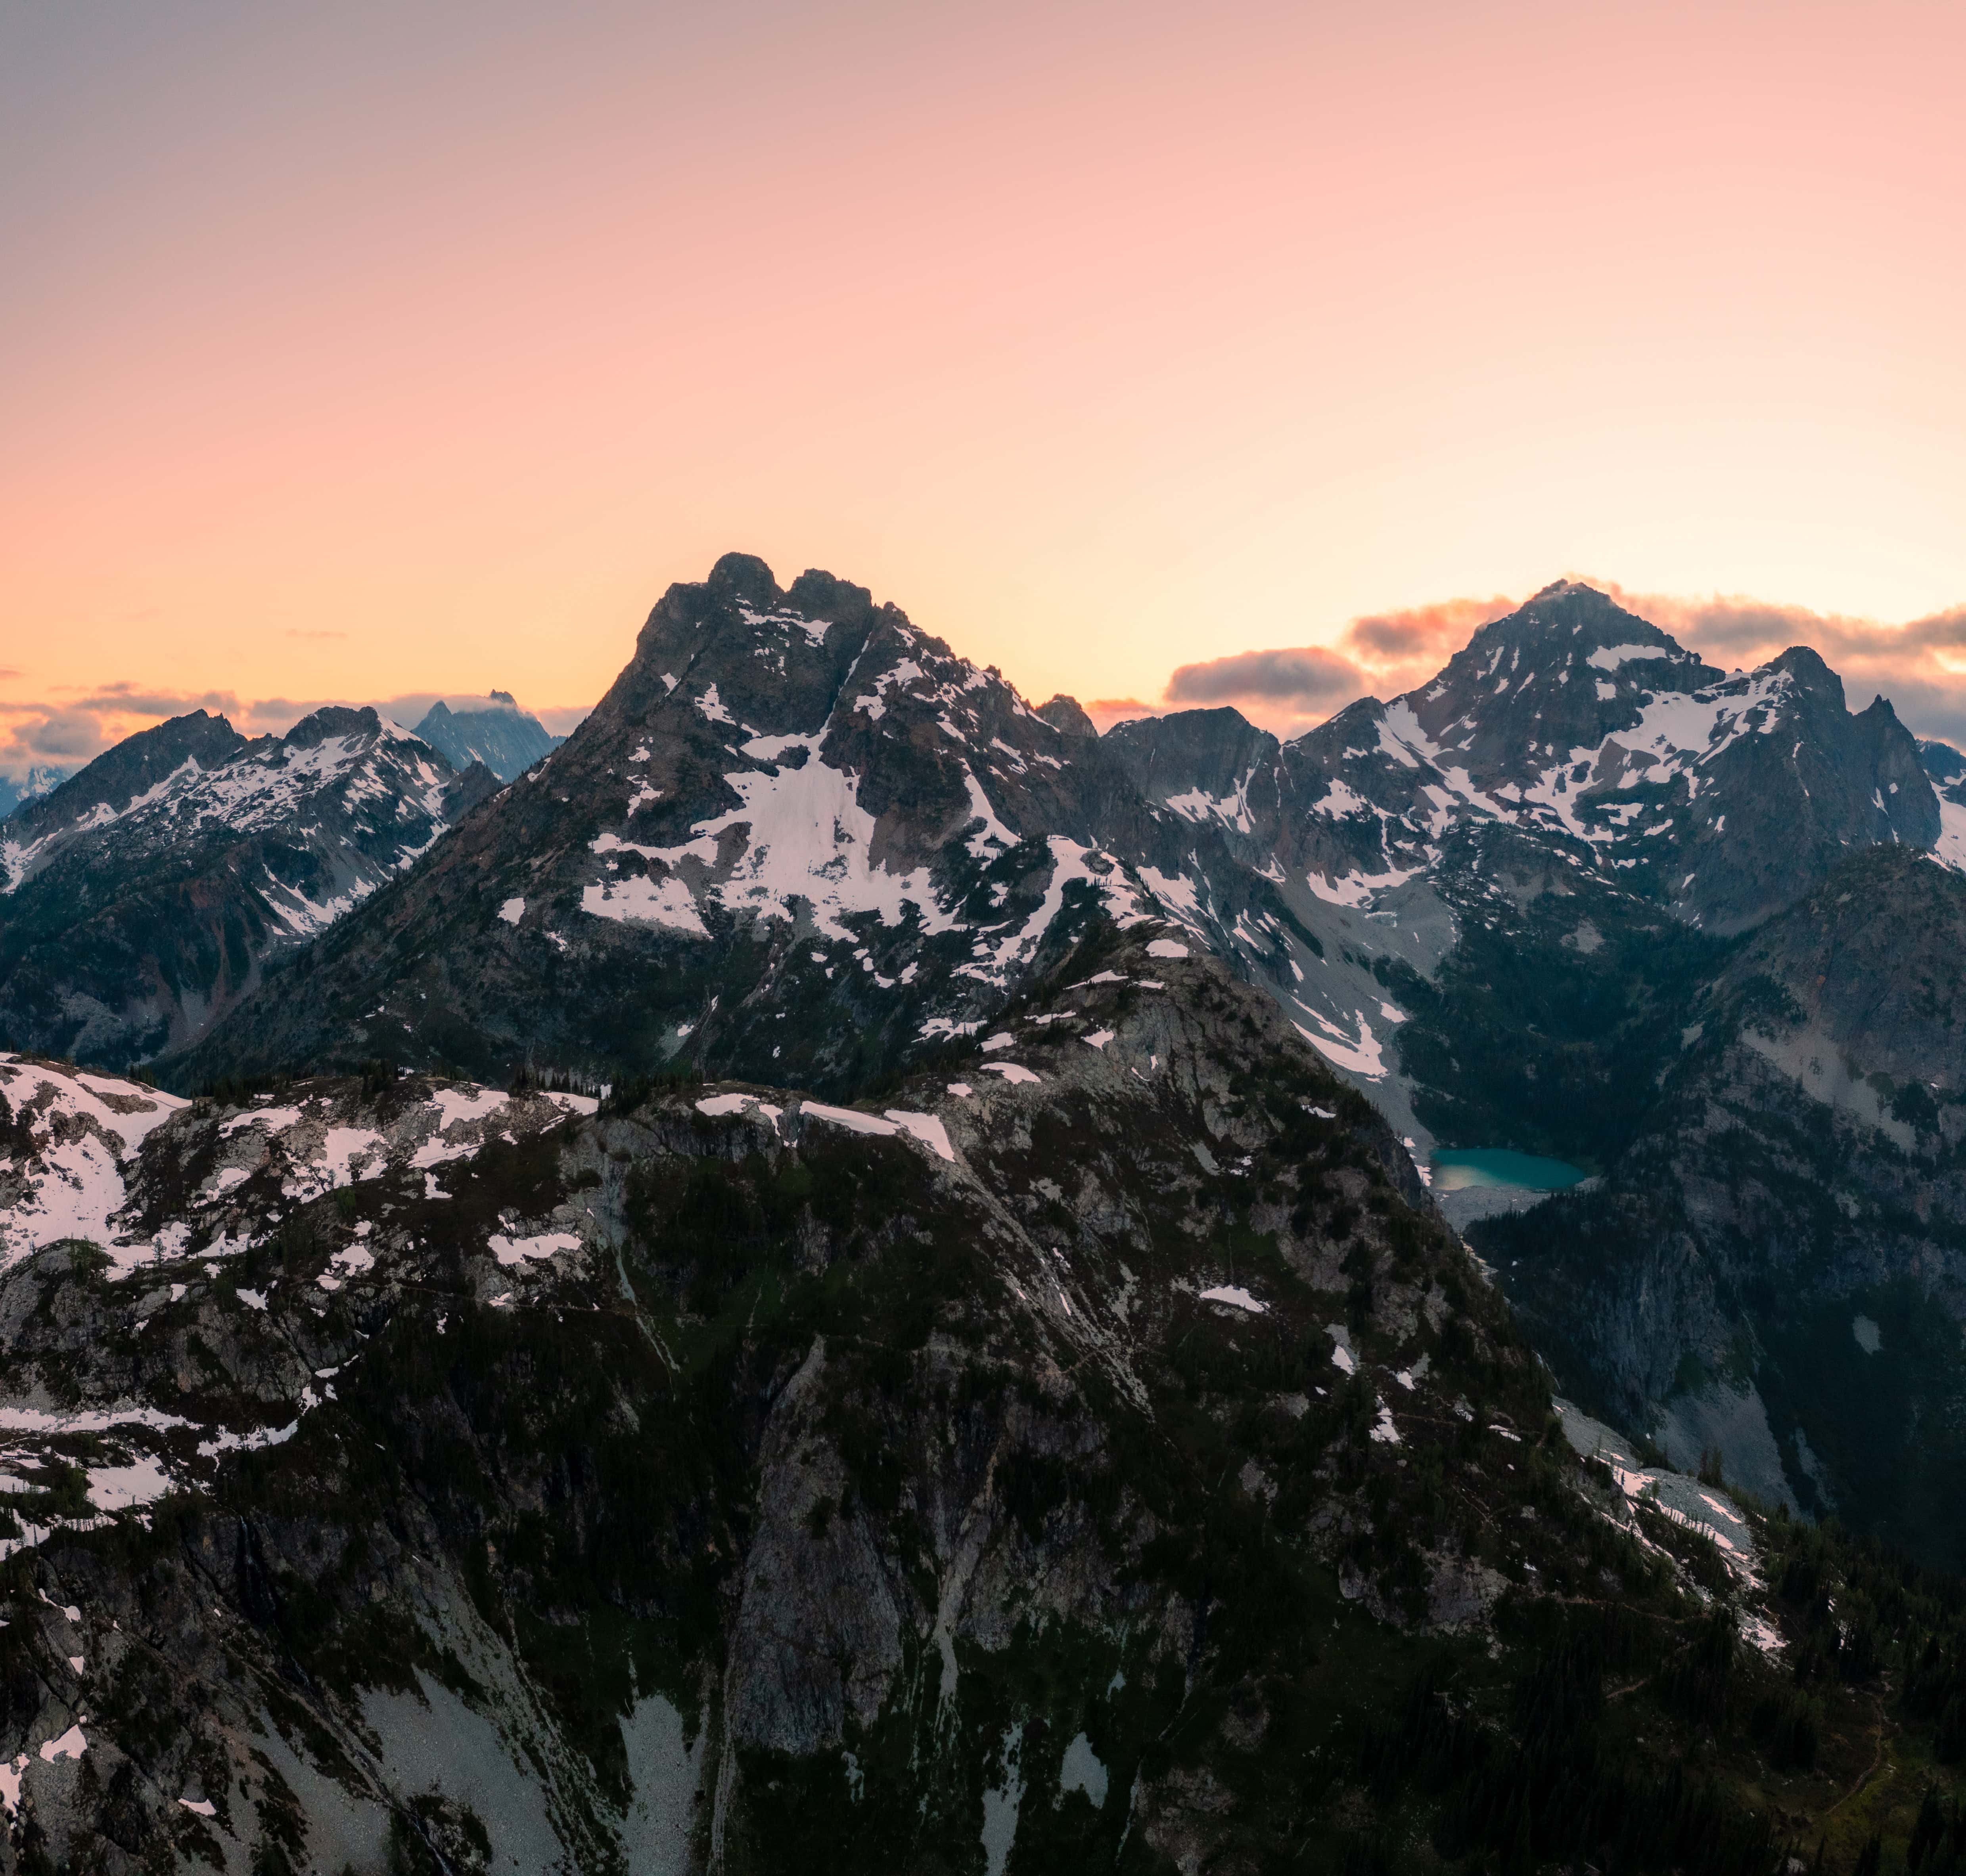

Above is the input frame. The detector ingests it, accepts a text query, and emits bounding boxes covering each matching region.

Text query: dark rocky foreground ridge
[1,927,1957,1874]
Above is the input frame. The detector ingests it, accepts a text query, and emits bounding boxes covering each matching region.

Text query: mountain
[172,555,1306,1094]
[0,767,71,822]
[414,691,562,782]
[0,709,494,1067]
[1077,580,1947,1156]
[0,929,1947,1872]
[13,561,1966,1866]
[165,575,1950,1133]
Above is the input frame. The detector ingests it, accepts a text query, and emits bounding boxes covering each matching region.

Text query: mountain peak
[283,703,385,749]
[705,550,781,605]
[1529,576,1606,601]
[1765,643,1843,701]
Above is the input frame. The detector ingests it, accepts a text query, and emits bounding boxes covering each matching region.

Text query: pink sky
[4,0,1964,771]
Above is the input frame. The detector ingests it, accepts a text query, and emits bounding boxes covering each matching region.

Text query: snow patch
[1198,1285,1266,1314]
[489,1231,580,1267]
[980,1063,1041,1085]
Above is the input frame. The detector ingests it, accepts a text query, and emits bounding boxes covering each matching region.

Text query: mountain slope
[0,931,1916,1874]
[0,708,492,1067]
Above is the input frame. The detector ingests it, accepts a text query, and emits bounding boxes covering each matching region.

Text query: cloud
[1152,595,1515,738]
[1167,645,1366,709]
[21,712,106,758]
[1083,697,1161,734]
[1343,596,1515,672]
[0,684,244,781]
[59,683,241,717]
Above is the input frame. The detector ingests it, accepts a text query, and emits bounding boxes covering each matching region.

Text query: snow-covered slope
[0,708,494,1064]
[0,1056,188,1270]
[1921,738,1966,873]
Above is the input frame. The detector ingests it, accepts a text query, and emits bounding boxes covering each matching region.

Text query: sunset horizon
[7,0,1964,774]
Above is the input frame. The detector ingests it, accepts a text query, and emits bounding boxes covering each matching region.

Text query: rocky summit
[5,555,1966,1872]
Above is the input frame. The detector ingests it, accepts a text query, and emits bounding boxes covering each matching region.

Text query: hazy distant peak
[414,692,557,782]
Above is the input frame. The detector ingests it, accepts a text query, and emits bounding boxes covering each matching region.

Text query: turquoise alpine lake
[1429,1148,1588,1193]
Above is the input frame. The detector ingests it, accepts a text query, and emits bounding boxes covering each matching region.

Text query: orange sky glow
[5,0,1964,770]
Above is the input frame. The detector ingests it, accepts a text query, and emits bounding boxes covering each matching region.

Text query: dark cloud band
[1166,645,1365,707]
